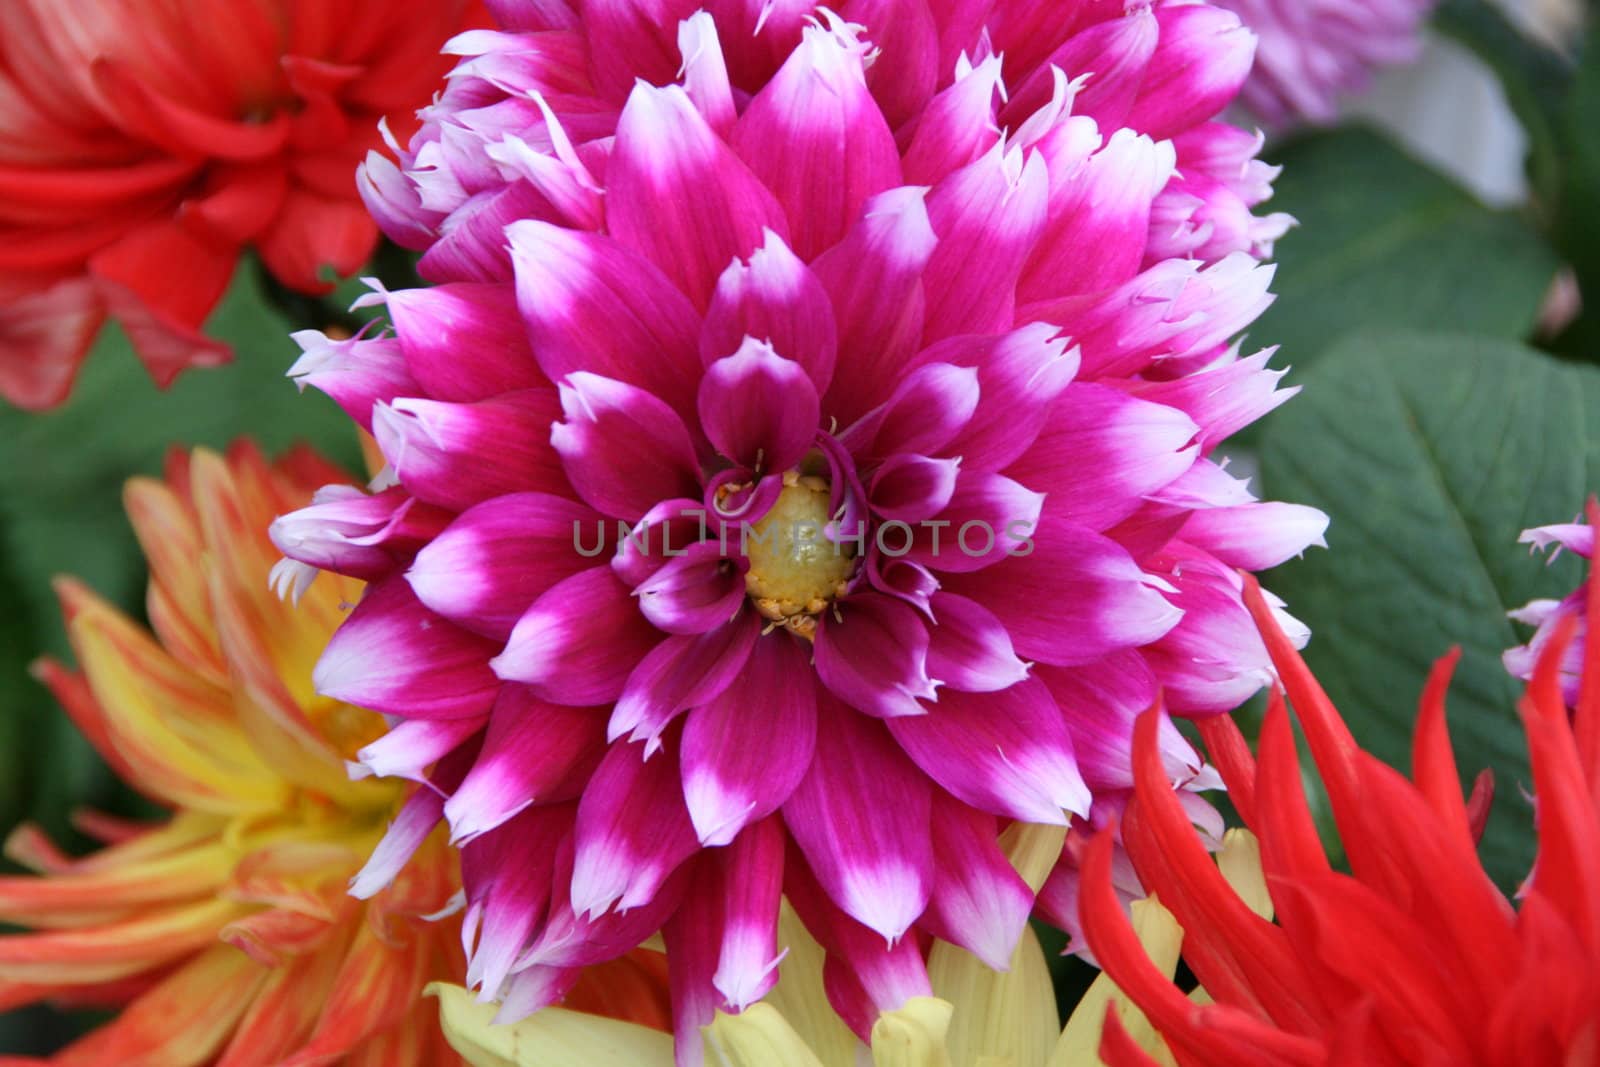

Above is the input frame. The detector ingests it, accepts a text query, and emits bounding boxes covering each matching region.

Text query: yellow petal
[1049,899,1182,1067]
[124,475,226,687]
[763,902,859,1066]
[999,823,1067,895]
[1216,830,1271,921]
[707,1003,827,1067]
[870,997,954,1067]
[430,984,675,1067]
[929,926,1058,1067]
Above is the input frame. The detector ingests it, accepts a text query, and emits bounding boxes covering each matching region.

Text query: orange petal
[0,841,232,928]
[279,912,432,1066]
[123,475,225,687]
[0,898,239,985]
[215,932,349,1067]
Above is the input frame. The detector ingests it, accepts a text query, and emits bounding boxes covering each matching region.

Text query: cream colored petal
[1049,899,1182,1067]
[999,824,1067,895]
[430,984,674,1067]
[763,902,860,1067]
[871,997,955,1067]
[929,926,1058,1067]
[707,1003,829,1067]
[1216,830,1272,921]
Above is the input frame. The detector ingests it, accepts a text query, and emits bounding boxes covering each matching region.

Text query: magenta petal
[840,0,938,128]
[698,339,820,471]
[1125,4,1256,141]
[352,717,484,784]
[922,796,1036,970]
[869,454,961,523]
[610,616,759,749]
[1037,654,1200,791]
[849,361,980,462]
[269,485,450,581]
[662,856,723,1067]
[925,591,1028,693]
[1006,383,1199,532]
[492,565,663,706]
[681,636,817,846]
[887,678,1088,824]
[1180,501,1329,571]
[1130,348,1294,451]
[700,230,838,393]
[679,12,737,135]
[731,19,902,260]
[900,54,1004,186]
[551,372,702,521]
[635,542,748,636]
[287,330,418,433]
[462,805,573,997]
[373,389,567,512]
[907,471,1044,575]
[580,0,698,100]
[444,686,604,843]
[713,817,786,1009]
[922,323,1079,471]
[782,693,934,940]
[507,220,703,420]
[408,492,602,641]
[814,592,938,719]
[944,511,1182,666]
[608,82,789,309]
[570,737,699,916]
[315,576,502,720]
[813,186,938,427]
[384,283,544,402]
[1006,5,1158,131]
[920,144,1048,343]
[349,787,445,899]
[612,498,717,589]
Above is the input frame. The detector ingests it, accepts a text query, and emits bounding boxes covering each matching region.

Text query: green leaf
[1252,127,1559,366]
[1259,330,1598,886]
[0,265,363,843]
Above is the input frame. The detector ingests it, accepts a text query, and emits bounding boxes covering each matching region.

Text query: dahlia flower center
[743,471,854,637]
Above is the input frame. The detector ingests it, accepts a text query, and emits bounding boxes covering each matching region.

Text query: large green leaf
[1252,127,1558,366]
[1260,330,1597,885]
[0,265,363,845]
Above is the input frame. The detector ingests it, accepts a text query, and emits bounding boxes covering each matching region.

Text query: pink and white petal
[580,0,700,100]
[635,542,748,636]
[870,454,961,523]
[462,805,574,996]
[351,717,484,784]
[847,361,979,463]
[383,282,544,402]
[612,497,721,589]
[782,693,935,941]
[887,678,1088,824]
[1019,129,1175,303]
[662,855,724,1067]
[1125,4,1256,141]
[1179,501,1329,571]
[507,220,703,420]
[899,54,1004,186]
[731,19,901,260]
[1129,348,1295,452]
[286,330,417,433]
[571,738,700,917]
[315,576,502,720]
[444,687,605,843]
[681,637,818,846]
[814,593,938,719]
[408,492,602,641]
[373,390,568,512]
[700,230,838,393]
[713,817,786,1010]
[493,566,664,706]
[698,339,819,471]
[921,796,1036,970]
[1520,522,1595,559]
[920,144,1048,344]
[1036,654,1201,791]
[942,511,1182,667]
[609,83,789,309]
[349,789,445,899]
[925,591,1028,693]
[921,324,1080,471]
[551,372,702,521]
[705,0,813,90]
[610,616,759,748]
[269,485,451,581]
[907,471,1044,575]
[678,12,736,135]
[1003,4,1158,133]
[840,0,939,129]
[1005,383,1199,532]
[813,186,938,427]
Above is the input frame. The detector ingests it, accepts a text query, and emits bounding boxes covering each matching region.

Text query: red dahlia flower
[1082,569,1600,1065]
[269,0,1323,1058]
[0,0,479,410]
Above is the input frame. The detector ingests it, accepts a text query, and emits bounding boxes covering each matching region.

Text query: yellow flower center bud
[743,471,856,639]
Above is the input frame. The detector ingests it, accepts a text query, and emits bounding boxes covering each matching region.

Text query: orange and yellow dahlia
[0,442,467,1066]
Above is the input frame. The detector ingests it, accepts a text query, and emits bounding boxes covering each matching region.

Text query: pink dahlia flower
[1212,0,1435,126]
[271,0,1323,1056]
[1506,500,1598,706]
